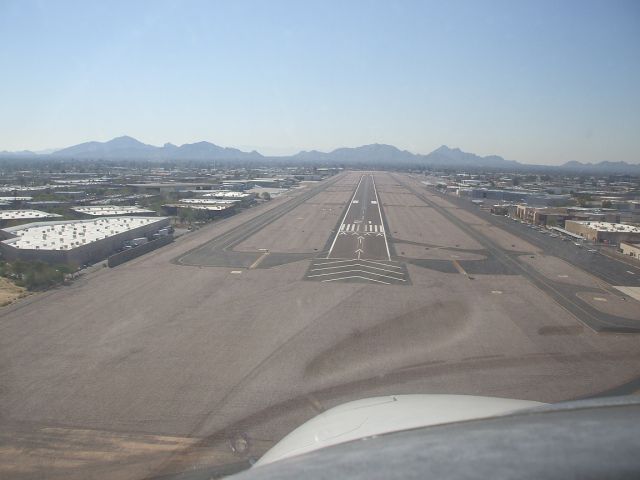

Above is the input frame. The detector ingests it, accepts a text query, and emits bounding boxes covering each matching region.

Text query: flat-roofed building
[564,221,640,245]
[199,190,252,200]
[0,209,62,227]
[71,206,156,217]
[127,182,217,194]
[0,216,170,266]
[162,200,236,218]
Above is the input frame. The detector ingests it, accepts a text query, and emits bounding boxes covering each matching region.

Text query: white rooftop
[72,205,156,216]
[2,217,167,251]
[200,191,250,199]
[0,196,33,201]
[571,221,640,233]
[178,198,239,205]
[0,209,62,220]
[180,204,233,211]
[0,185,58,192]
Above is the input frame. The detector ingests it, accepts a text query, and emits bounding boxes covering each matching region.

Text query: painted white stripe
[359,259,403,269]
[311,263,404,275]
[307,269,406,281]
[327,174,365,258]
[322,275,390,285]
[340,224,345,231]
[370,174,391,260]
[313,259,358,265]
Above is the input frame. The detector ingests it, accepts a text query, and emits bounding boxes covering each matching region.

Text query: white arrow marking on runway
[355,248,364,259]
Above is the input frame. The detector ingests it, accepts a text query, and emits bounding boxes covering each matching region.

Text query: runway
[327,174,390,261]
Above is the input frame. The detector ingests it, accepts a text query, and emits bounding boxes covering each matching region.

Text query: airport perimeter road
[327,174,390,260]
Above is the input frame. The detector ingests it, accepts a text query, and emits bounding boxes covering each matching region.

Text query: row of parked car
[512,218,599,253]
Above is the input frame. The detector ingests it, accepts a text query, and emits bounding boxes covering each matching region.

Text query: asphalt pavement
[327,174,390,260]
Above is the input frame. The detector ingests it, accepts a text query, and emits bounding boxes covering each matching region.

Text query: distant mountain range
[1,136,639,173]
[47,135,264,161]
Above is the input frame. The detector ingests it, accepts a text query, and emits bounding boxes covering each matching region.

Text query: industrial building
[0,210,62,226]
[162,199,236,218]
[564,221,640,245]
[71,206,156,217]
[0,216,170,266]
[127,182,216,194]
[199,190,252,200]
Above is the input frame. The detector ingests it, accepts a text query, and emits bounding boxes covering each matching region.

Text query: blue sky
[0,0,638,164]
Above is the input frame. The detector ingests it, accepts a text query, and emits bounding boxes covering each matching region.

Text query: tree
[261,192,271,201]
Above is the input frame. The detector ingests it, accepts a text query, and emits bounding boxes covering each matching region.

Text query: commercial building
[513,206,620,227]
[0,216,170,266]
[458,188,571,207]
[564,221,640,245]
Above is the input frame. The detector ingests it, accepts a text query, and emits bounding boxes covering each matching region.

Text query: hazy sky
[1,0,638,164]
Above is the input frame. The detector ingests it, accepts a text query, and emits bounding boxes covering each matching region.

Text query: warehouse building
[0,216,170,267]
[127,182,216,194]
[162,199,236,218]
[0,209,62,227]
[564,221,640,245]
[71,206,156,217]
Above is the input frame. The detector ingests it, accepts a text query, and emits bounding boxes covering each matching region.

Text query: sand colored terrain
[0,277,27,307]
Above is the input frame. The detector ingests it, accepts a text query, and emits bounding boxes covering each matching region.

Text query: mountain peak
[108,135,146,146]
